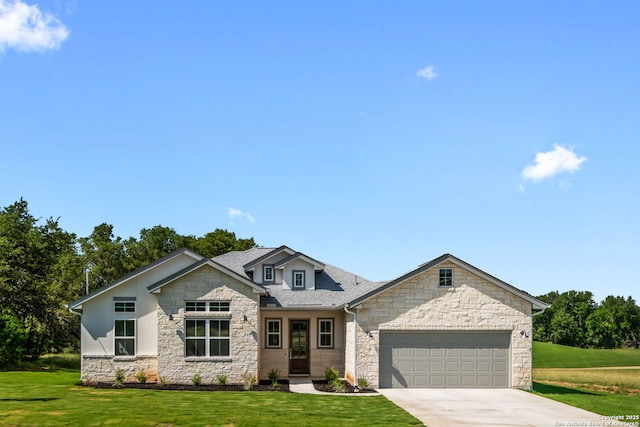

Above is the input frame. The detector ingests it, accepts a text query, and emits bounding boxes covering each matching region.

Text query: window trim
[318,318,334,349]
[114,319,136,356]
[292,270,306,290]
[185,318,231,358]
[263,265,275,282]
[265,318,282,348]
[439,268,453,287]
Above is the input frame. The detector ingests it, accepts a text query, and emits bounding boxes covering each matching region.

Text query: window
[266,319,281,348]
[114,302,135,312]
[115,319,135,356]
[186,301,230,312]
[209,301,230,312]
[439,268,453,287]
[292,270,305,289]
[185,319,230,357]
[263,265,274,282]
[318,319,334,348]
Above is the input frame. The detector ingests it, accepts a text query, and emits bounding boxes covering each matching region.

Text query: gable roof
[273,252,325,271]
[242,245,295,271]
[346,253,549,311]
[66,248,204,311]
[147,258,266,294]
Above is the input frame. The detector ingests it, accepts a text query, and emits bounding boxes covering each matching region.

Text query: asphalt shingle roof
[213,247,386,309]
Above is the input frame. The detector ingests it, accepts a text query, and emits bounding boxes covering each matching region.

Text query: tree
[0,309,28,368]
[533,290,596,347]
[124,226,196,271]
[587,296,640,349]
[0,199,83,357]
[79,223,128,292]
[192,229,255,258]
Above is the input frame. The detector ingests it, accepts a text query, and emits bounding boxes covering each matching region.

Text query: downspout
[343,304,359,392]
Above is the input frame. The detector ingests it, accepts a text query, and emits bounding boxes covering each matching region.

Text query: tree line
[0,199,256,368]
[533,290,640,349]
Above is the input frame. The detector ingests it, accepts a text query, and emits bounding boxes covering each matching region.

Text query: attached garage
[379,331,510,388]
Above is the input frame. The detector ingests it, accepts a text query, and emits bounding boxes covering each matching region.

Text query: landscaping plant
[216,374,228,386]
[268,368,280,388]
[191,372,202,386]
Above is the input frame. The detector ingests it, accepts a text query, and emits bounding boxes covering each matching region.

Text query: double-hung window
[266,319,281,348]
[185,319,230,357]
[439,268,453,287]
[318,319,334,348]
[292,270,305,289]
[115,319,135,356]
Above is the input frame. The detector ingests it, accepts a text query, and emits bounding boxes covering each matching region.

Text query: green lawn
[0,369,422,426]
[532,342,640,416]
[533,341,640,368]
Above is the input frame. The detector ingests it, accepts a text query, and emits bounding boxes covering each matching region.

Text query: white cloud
[0,0,69,53]
[416,65,437,81]
[521,144,587,182]
[227,207,255,223]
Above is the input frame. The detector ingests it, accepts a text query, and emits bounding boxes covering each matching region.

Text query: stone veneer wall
[82,355,158,383]
[156,266,260,384]
[347,261,533,389]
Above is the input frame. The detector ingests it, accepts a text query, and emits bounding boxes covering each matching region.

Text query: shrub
[191,373,202,386]
[113,369,125,388]
[357,376,369,390]
[159,376,166,385]
[0,310,28,369]
[330,379,346,393]
[268,368,280,387]
[216,374,228,386]
[324,367,339,383]
[135,369,147,384]
[242,373,257,390]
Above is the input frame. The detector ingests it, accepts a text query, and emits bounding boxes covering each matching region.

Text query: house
[67,246,548,389]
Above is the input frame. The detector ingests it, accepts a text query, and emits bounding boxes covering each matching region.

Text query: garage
[379,331,510,388]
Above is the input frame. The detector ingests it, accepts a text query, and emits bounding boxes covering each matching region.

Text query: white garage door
[379,331,510,388]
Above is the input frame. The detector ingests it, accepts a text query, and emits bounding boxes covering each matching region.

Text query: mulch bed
[312,380,377,394]
[89,379,290,392]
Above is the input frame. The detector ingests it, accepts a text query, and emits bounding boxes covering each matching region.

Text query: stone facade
[346,261,533,389]
[155,266,260,384]
[82,355,158,383]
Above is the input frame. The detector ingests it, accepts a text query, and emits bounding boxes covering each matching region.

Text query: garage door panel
[380,331,510,388]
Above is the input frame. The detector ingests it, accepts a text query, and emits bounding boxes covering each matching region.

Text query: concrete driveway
[378,388,603,427]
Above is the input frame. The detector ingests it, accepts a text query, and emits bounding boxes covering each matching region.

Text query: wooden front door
[289,320,309,374]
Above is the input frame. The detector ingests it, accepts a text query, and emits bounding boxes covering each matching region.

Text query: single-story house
[67,245,548,389]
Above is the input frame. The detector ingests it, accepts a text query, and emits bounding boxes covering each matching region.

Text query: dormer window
[263,265,274,282]
[293,270,305,289]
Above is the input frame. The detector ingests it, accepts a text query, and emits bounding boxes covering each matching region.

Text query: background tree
[533,290,596,347]
[586,296,640,348]
[79,223,128,292]
[0,199,83,358]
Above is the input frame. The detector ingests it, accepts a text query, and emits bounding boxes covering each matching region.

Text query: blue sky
[1,1,638,304]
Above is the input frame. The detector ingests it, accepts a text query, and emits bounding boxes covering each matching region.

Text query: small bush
[357,376,369,389]
[135,369,147,384]
[330,379,346,393]
[216,374,228,386]
[324,367,339,383]
[191,373,202,386]
[159,376,166,385]
[113,369,125,388]
[268,368,280,387]
[242,373,257,390]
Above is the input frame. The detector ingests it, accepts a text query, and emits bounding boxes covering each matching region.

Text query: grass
[0,369,421,426]
[532,342,640,415]
[533,341,640,368]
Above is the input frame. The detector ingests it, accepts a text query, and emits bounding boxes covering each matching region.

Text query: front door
[289,320,309,374]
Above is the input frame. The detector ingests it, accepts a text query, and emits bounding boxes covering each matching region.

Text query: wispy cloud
[0,0,69,54]
[228,207,255,223]
[521,144,587,182]
[416,65,437,81]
